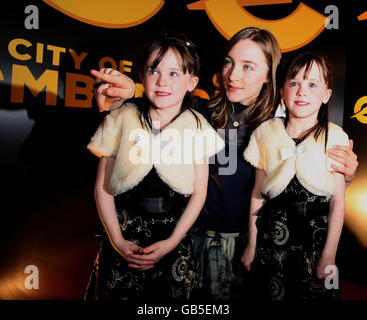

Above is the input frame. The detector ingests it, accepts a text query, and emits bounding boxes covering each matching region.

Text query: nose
[297,84,307,96]
[157,74,168,87]
[228,64,241,81]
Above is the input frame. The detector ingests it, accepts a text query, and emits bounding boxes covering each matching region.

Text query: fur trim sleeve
[193,111,225,163]
[243,124,264,170]
[326,122,350,171]
[87,108,124,158]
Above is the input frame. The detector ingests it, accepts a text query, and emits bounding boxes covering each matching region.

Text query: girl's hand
[130,239,177,264]
[91,68,135,112]
[329,139,358,186]
[114,239,155,271]
[316,256,336,280]
[241,245,256,272]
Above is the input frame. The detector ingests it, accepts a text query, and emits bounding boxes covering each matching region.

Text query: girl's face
[221,39,269,105]
[142,48,198,112]
[281,62,332,122]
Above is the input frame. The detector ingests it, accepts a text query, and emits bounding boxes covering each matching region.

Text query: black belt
[136,196,181,214]
[260,198,330,217]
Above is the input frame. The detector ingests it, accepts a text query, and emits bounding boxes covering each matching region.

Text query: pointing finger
[90,69,120,85]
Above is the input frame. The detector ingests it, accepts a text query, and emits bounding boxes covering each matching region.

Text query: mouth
[155,91,171,97]
[294,100,309,106]
[227,84,242,92]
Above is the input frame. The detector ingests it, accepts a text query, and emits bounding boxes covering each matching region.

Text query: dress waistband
[260,198,330,217]
[115,193,186,214]
[136,197,179,214]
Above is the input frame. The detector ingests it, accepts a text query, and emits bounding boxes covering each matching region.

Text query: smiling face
[281,61,332,123]
[142,48,198,112]
[221,38,269,105]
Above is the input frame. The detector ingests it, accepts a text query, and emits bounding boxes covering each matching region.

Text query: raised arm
[241,168,266,272]
[91,68,136,112]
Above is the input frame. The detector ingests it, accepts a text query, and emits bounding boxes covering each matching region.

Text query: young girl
[242,52,348,300]
[90,28,358,301]
[84,34,224,301]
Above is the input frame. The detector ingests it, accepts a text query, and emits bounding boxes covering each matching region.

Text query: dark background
[0,0,366,299]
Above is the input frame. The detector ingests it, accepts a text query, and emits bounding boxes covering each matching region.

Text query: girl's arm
[95,156,155,270]
[316,171,345,279]
[241,168,266,272]
[329,139,358,187]
[134,160,209,263]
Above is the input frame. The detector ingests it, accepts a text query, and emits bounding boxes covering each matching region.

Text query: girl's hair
[279,51,333,150]
[137,33,201,130]
[209,27,282,130]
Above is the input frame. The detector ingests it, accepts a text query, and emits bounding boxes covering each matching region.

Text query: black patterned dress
[253,141,339,300]
[85,168,196,301]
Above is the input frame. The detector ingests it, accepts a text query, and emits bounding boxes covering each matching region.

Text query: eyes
[289,81,318,88]
[223,58,254,71]
[148,69,158,76]
[147,68,181,77]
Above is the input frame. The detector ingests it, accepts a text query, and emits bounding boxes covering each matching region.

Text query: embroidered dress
[254,175,338,300]
[85,103,224,301]
[244,119,349,300]
[85,168,196,301]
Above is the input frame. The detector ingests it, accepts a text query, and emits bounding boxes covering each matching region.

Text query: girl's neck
[149,105,181,130]
[286,116,318,139]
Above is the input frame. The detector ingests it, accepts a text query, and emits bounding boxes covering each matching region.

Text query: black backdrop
[0,0,366,299]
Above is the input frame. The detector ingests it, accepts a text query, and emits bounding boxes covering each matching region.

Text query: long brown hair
[209,27,281,130]
[137,33,201,130]
[279,51,333,150]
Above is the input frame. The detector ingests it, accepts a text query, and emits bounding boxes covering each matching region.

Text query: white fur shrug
[87,103,224,195]
[244,118,349,199]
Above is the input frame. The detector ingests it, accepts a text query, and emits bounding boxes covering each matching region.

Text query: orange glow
[357,11,367,21]
[345,174,367,248]
[0,271,29,299]
[194,88,210,100]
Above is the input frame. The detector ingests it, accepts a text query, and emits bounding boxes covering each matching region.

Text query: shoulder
[99,102,140,133]
[328,121,347,134]
[189,108,218,133]
[168,108,210,133]
[190,107,208,121]
[253,117,284,135]
[109,102,139,119]
[327,121,349,145]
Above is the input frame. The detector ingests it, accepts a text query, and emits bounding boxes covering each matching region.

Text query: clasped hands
[114,238,178,271]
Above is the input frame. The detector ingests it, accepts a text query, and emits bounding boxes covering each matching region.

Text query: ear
[323,88,332,104]
[187,76,199,92]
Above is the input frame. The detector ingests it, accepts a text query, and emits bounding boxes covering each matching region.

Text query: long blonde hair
[209,27,281,130]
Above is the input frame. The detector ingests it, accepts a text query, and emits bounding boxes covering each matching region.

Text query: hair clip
[185,41,191,47]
